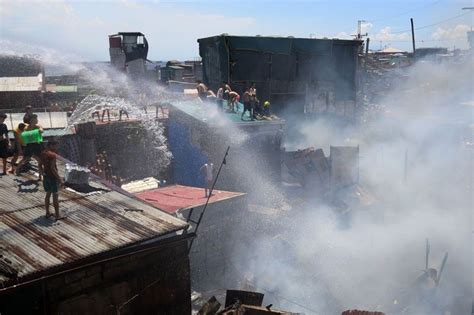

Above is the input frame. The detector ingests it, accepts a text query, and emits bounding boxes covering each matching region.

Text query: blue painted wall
[168,120,208,187]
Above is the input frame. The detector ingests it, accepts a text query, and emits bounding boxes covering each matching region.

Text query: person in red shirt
[39,139,63,220]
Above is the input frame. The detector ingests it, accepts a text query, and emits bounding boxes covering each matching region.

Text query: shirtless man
[196,80,208,102]
[200,162,214,197]
[39,140,63,220]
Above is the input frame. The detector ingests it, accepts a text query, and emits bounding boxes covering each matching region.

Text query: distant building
[415,47,448,59]
[109,32,149,78]
[0,158,193,314]
[198,35,362,119]
[160,60,203,93]
[0,55,45,108]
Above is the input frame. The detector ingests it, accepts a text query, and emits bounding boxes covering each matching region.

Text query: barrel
[20,129,43,145]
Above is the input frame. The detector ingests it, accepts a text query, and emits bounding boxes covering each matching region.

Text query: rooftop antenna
[352,20,369,39]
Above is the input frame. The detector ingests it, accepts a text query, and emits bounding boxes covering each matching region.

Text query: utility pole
[462,7,474,30]
[353,20,369,40]
[462,7,474,50]
[410,18,416,57]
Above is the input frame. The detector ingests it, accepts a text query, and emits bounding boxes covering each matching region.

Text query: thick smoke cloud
[226,57,472,314]
[1,39,471,314]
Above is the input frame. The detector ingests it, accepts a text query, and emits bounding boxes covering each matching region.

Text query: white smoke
[223,56,473,315]
[0,40,174,169]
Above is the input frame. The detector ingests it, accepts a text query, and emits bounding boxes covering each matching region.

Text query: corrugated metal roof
[0,160,188,287]
[134,184,245,214]
[169,101,285,127]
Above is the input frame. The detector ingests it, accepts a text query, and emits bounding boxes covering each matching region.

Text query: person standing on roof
[196,80,208,102]
[250,83,260,118]
[0,113,10,175]
[228,90,240,113]
[8,123,26,174]
[15,114,44,180]
[216,82,226,111]
[23,105,34,124]
[39,139,63,220]
[200,162,214,198]
[241,86,254,121]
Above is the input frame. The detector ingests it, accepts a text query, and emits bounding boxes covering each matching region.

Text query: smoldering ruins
[0,22,472,315]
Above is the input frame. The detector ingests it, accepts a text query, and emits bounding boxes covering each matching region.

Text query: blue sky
[0,0,472,61]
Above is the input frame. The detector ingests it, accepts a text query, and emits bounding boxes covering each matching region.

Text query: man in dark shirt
[39,140,62,220]
[23,105,33,124]
[0,113,10,174]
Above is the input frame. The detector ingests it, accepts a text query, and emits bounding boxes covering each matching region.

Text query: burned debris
[195,290,300,315]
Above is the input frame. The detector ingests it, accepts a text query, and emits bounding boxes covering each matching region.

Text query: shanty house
[198,35,362,119]
[0,159,193,314]
[129,183,246,290]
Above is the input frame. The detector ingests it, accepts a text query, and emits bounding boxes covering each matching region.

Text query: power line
[390,11,471,34]
[376,36,466,43]
[369,0,442,22]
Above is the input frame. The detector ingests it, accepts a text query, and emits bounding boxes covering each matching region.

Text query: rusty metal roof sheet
[134,184,245,214]
[0,161,188,287]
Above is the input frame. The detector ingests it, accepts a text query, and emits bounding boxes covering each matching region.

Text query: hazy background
[1,0,472,60]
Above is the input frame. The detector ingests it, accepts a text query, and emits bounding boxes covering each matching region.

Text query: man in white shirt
[200,162,214,197]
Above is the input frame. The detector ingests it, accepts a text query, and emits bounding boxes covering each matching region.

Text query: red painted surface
[135,185,244,214]
[109,37,122,48]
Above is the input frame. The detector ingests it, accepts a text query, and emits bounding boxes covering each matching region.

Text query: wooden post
[410,18,416,57]
[365,38,370,56]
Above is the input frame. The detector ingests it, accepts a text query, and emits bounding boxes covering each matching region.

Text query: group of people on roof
[196,80,271,120]
[0,106,62,220]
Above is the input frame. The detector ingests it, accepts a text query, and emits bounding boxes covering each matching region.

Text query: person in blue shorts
[39,140,63,220]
